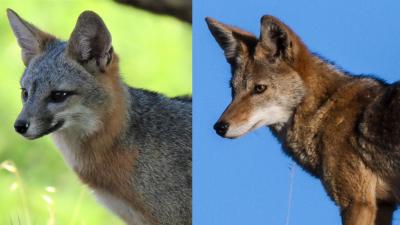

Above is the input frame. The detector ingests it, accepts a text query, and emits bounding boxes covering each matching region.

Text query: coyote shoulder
[208,15,400,225]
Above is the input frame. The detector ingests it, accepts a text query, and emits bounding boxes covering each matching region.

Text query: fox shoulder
[172,95,192,102]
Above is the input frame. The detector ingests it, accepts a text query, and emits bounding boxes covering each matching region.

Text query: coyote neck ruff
[272,53,384,177]
[8,9,191,225]
[208,15,400,225]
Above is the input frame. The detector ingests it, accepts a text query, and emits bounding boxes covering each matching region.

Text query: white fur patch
[51,131,81,169]
[55,105,101,136]
[51,105,100,170]
[225,105,291,138]
[94,189,151,225]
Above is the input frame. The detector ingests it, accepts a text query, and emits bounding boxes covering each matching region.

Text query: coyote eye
[254,84,267,94]
[21,88,28,102]
[49,91,73,103]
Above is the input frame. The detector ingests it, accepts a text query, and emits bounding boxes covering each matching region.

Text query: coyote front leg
[341,202,376,225]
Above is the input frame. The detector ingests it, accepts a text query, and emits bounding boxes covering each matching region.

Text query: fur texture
[208,15,400,225]
[8,9,191,225]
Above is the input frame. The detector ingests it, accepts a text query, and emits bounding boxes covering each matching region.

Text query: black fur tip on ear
[205,17,216,25]
[260,15,279,25]
[260,15,271,24]
[6,8,16,16]
[205,17,222,32]
[260,15,281,33]
[78,10,102,20]
[6,8,20,22]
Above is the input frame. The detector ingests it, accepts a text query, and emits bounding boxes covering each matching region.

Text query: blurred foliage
[0,0,191,224]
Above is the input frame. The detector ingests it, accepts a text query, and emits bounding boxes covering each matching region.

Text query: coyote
[8,9,191,225]
[207,15,400,225]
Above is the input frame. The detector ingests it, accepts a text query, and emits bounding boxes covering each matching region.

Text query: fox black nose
[214,121,229,136]
[14,120,29,134]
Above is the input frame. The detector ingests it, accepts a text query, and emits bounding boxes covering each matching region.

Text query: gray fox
[208,15,400,225]
[7,9,191,225]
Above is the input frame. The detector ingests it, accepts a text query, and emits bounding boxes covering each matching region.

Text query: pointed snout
[213,95,254,139]
[14,119,30,134]
[213,121,230,137]
[14,108,31,136]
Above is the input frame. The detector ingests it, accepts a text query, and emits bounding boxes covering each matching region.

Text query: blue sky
[193,1,400,225]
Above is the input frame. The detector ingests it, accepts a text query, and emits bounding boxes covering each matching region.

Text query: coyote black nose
[14,120,29,134]
[214,121,229,136]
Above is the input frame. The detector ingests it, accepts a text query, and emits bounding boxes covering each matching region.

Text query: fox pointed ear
[67,11,113,74]
[206,17,257,64]
[259,15,300,62]
[7,9,55,66]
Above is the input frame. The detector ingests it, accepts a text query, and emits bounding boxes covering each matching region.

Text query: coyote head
[7,9,119,139]
[207,16,307,138]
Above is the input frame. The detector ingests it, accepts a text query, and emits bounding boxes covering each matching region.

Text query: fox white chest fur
[52,131,151,225]
[8,9,192,225]
[94,189,150,225]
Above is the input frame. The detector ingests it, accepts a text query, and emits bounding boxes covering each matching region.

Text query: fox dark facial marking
[48,91,74,103]
[21,88,28,102]
[9,9,191,225]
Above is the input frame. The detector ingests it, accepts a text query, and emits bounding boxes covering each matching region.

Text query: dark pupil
[50,91,69,103]
[255,85,266,93]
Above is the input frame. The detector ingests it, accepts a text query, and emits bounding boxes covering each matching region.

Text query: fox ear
[259,15,298,62]
[7,9,55,66]
[206,17,257,65]
[67,11,113,74]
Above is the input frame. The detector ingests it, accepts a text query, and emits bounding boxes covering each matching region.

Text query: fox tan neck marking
[60,54,158,224]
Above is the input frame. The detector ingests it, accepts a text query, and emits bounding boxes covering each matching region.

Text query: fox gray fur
[7,9,191,225]
[208,15,400,225]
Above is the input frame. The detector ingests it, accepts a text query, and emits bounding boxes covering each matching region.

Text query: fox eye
[254,84,267,94]
[21,88,28,102]
[49,91,73,103]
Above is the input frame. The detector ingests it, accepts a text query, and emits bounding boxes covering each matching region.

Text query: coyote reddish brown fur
[208,15,400,225]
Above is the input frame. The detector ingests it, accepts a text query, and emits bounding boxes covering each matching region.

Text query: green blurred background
[0,0,191,224]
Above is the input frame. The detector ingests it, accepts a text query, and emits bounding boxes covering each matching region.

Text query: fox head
[207,16,308,138]
[7,9,120,139]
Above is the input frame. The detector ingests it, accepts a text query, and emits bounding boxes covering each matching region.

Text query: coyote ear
[67,11,113,74]
[7,9,55,66]
[206,17,257,64]
[259,15,297,62]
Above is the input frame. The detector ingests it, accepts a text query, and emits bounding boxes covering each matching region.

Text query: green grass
[0,0,191,224]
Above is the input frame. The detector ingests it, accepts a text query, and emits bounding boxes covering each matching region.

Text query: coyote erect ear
[67,11,112,74]
[7,9,55,66]
[259,15,300,62]
[206,17,257,65]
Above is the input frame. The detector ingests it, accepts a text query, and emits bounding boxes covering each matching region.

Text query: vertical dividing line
[285,163,295,225]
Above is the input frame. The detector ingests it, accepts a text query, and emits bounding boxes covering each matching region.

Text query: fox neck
[51,56,131,173]
[53,86,129,168]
